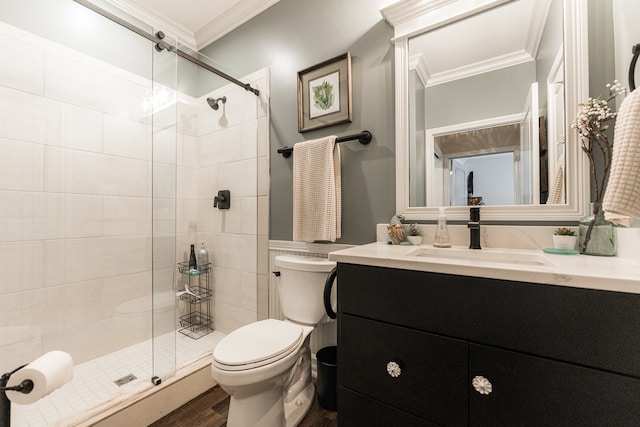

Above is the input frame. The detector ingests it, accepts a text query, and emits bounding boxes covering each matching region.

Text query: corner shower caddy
[177,262,213,339]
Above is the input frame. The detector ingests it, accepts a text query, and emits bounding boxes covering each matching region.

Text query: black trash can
[316,346,337,411]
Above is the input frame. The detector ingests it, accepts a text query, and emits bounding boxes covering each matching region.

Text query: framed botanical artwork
[297,52,352,132]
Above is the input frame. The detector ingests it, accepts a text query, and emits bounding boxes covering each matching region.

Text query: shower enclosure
[0,0,268,425]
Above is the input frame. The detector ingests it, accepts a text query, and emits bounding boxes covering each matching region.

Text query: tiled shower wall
[182,68,270,335]
[0,21,156,373]
[0,19,267,375]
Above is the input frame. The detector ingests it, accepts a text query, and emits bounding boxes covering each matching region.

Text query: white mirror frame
[382,0,589,221]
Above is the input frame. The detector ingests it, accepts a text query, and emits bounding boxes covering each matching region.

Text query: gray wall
[425,62,535,129]
[201,0,624,241]
[201,0,396,244]
[588,0,616,203]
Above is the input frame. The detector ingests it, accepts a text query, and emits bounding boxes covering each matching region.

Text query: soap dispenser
[433,207,452,248]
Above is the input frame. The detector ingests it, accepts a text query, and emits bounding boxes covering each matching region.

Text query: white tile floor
[10,331,223,427]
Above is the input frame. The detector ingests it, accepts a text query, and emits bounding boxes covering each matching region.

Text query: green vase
[578,202,616,256]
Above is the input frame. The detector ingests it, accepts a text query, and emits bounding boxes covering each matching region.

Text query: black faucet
[468,207,481,249]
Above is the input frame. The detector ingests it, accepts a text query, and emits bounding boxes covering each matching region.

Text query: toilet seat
[213,319,303,371]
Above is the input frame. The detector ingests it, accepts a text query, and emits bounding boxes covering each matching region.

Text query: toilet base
[220,332,315,427]
[226,383,287,427]
[284,382,314,427]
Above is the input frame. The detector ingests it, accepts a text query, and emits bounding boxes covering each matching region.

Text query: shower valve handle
[214,190,231,209]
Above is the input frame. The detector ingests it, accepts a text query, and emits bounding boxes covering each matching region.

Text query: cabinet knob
[386,361,401,378]
[472,375,493,395]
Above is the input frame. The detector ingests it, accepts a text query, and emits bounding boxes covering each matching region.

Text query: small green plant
[408,223,421,236]
[554,227,575,236]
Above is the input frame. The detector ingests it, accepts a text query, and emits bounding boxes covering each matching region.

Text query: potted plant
[553,227,577,250]
[406,223,422,245]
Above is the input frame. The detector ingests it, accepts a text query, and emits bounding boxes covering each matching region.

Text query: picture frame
[297,52,352,133]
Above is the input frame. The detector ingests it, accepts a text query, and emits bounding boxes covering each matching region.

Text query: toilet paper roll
[6,351,74,405]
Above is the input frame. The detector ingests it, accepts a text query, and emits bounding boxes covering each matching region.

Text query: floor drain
[114,374,137,386]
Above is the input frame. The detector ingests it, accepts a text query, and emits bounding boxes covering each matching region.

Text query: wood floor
[150,385,338,427]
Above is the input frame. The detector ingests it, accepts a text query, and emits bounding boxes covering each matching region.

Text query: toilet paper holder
[1,364,32,427]
[1,350,73,427]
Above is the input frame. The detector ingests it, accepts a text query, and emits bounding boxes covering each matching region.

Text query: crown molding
[103,0,197,50]
[103,0,281,51]
[194,0,281,50]
[381,0,455,28]
[409,53,430,87]
[382,0,511,41]
[524,0,553,58]
[426,50,534,87]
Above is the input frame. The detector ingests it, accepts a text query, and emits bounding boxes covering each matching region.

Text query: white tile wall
[44,51,149,121]
[0,19,160,375]
[0,138,44,191]
[187,67,270,334]
[0,86,63,146]
[103,115,152,161]
[0,241,44,293]
[0,18,268,424]
[63,194,104,238]
[63,104,104,152]
[199,125,244,167]
[0,26,44,95]
[0,191,54,241]
[43,236,151,286]
[103,196,152,236]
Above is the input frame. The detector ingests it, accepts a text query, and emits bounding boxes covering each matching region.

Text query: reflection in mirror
[407,0,566,208]
[434,123,520,206]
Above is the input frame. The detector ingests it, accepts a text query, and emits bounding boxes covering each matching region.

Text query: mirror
[383,0,589,221]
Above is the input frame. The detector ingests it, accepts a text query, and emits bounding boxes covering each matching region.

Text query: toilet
[211,255,337,427]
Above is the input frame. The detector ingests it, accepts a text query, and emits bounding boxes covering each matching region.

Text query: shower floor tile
[10,331,223,427]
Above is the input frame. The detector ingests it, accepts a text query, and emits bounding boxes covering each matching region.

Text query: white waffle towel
[603,89,640,227]
[292,135,341,242]
[547,153,565,204]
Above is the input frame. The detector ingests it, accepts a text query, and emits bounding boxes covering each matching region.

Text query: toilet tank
[274,255,336,325]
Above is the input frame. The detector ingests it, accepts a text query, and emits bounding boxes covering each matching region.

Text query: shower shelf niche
[177,261,213,339]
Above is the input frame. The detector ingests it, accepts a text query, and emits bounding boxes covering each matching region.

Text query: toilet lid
[213,319,303,368]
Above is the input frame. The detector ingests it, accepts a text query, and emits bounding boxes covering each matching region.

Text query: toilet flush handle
[323,266,337,319]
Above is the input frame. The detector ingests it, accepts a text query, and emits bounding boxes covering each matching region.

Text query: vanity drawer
[339,314,468,426]
[469,343,640,425]
[338,263,468,334]
[338,263,640,377]
[338,387,437,426]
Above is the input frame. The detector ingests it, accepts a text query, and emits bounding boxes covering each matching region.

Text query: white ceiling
[105,0,282,51]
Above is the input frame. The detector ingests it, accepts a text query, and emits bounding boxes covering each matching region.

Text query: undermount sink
[405,247,552,267]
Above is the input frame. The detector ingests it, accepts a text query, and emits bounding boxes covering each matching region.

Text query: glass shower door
[150,30,178,382]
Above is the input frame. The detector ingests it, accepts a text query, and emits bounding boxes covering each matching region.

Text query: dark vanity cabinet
[337,263,640,426]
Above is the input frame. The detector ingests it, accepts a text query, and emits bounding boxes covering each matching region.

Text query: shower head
[206,96,227,110]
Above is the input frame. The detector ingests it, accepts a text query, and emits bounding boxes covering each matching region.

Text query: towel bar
[629,43,640,92]
[277,130,372,158]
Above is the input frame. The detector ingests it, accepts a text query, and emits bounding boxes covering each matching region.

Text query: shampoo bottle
[197,241,209,266]
[433,207,452,248]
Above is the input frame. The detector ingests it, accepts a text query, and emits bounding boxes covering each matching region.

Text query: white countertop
[328,242,640,294]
